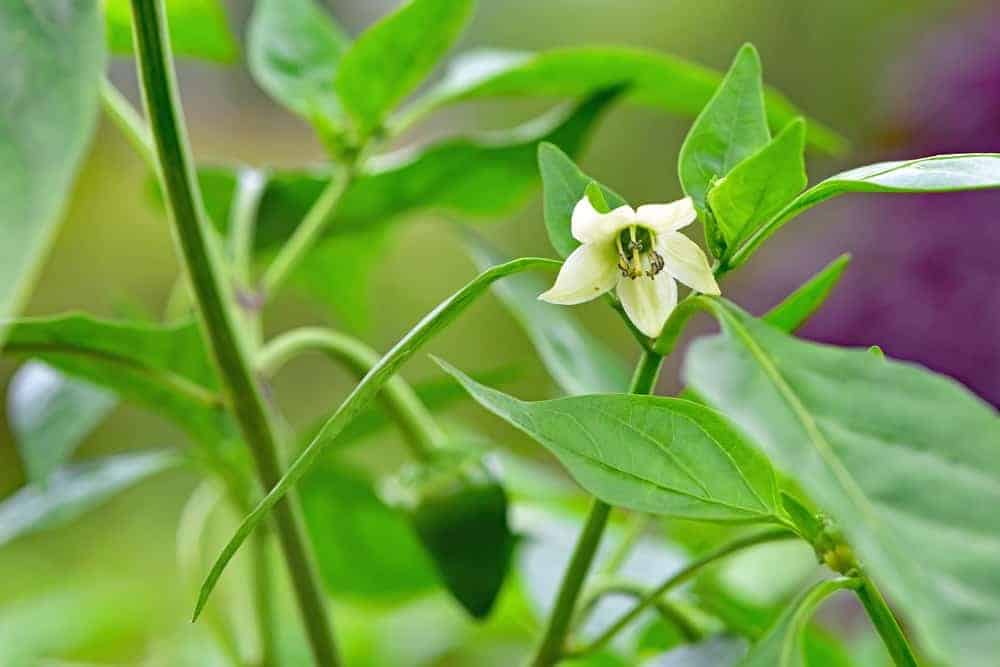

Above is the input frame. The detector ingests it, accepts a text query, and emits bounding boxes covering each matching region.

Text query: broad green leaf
[0,0,104,347]
[193,88,619,251]
[679,44,770,254]
[383,453,515,617]
[104,0,236,62]
[247,0,349,130]
[708,119,807,249]
[537,142,627,258]
[464,233,629,395]
[0,451,177,547]
[8,362,116,484]
[397,47,844,154]
[335,0,474,140]
[685,300,1000,666]
[762,254,850,333]
[739,578,856,667]
[438,360,784,523]
[731,153,1000,267]
[195,257,560,619]
[2,314,226,446]
[299,461,438,600]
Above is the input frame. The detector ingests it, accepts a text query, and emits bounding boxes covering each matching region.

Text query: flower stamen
[616,225,663,280]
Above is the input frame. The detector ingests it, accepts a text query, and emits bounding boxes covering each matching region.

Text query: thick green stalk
[529,349,663,667]
[258,327,447,459]
[566,528,797,658]
[856,577,920,667]
[127,2,339,664]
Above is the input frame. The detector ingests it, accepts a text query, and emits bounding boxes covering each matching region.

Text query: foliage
[2,1,998,666]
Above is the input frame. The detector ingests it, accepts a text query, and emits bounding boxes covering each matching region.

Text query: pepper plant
[1,0,999,666]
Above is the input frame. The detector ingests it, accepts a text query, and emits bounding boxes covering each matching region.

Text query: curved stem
[100,77,156,170]
[258,327,446,459]
[229,168,268,290]
[856,577,919,667]
[128,2,340,664]
[566,528,797,658]
[260,164,355,300]
[576,579,703,643]
[529,349,663,667]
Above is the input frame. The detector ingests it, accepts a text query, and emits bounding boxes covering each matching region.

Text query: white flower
[539,196,720,338]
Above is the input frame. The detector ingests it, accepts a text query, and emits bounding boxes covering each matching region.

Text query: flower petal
[572,198,635,244]
[636,197,697,234]
[658,232,721,295]
[538,243,619,305]
[616,274,677,338]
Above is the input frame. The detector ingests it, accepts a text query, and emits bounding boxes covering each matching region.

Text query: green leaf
[0,0,104,347]
[685,300,1000,666]
[194,88,619,251]
[762,254,850,333]
[731,153,1000,267]
[679,44,770,251]
[299,461,439,600]
[739,578,856,667]
[335,0,474,140]
[438,360,785,523]
[0,451,177,547]
[8,362,116,485]
[383,453,516,618]
[708,119,807,249]
[2,314,226,446]
[247,0,349,130]
[104,0,236,62]
[195,257,560,619]
[464,233,629,395]
[398,47,845,154]
[537,142,627,258]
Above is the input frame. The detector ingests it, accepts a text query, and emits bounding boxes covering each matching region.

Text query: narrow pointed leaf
[465,233,629,395]
[732,153,1000,266]
[0,0,104,347]
[537,141,627,258]
[104,0,236,62]
[709,119,807,249]
[8,362,116,484]
[679,44,771,227]
[685,300,1000,666]
[397,46,844,153]
[739,578,857,667]
[762,254,850,333]
[247,0,350,127]
[194,258,560,620]
[0,451,178,547]
[438,360,785,523]
[335,0,474,140]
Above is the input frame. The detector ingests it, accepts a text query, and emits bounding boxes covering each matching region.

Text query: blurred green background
[1,0,993,664]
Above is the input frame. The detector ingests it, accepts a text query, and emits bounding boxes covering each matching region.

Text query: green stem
[253,529,276,667]
[528,349,663,667]
[258,327,446,459]
[576,579,703,643]
[99,77,156,170]
[260,164,354,300]
[566,528,797,658]
[856,577,920,667]
[128,2,340,664]
[229,168,268,290]
[599,513,650,577]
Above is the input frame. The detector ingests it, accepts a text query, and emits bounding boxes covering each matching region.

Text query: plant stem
[566,528,797,658]
[229,168,268,290]
[528,349,663,667]
[99,77,156,170]
[127,2,340,664]
[253,529,276,667]
[856,577,920,667]
[576,579,703,643]
[260,164,354,300]
[258,327,447,459]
